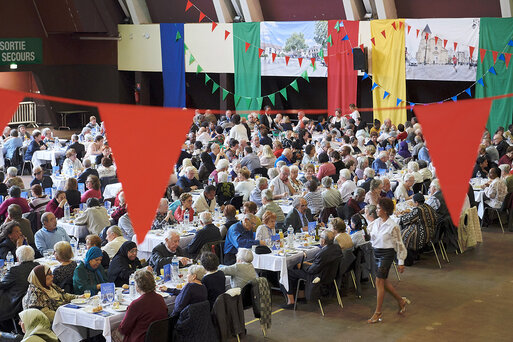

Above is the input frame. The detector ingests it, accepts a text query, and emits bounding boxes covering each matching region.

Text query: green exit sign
[0,38,42,65]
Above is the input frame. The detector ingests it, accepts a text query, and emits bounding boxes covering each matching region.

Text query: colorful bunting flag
[371,37,375,46]
[359,44,364,53]
[342,35,349,41]
[301,70,309,82]
[256,97,263,109]
[334,21,340,32]
[465,88,472,96]
[258,48,264,58]
[454,42,458,51]
[492,50,498,63]
[509,40,513,47]
[245,97,252,108]
[505,53,512,68]
[327,35,333,46]
[383,91,390,99]
[323,56,328,66]
[499,53,505,62]
[211,22,217,31]
[434,36,438,45]
[425,32,429,40]
[469,46,475,58]
[477,78,484,86]
[234,94,241,106]
[318,49,324,58]
[198,12,205,22]
[399,22,403,30]
[185,0,193,11]
[371,82,378,91]
[298,57,303,67]
[211,82,219,94]
[222,89,229,101]
[196,65,203,74]
[310,58,316,67]
[183,43,188,51]
[362,72,369,80]
[396,98,402,106]
[224,30,230,40]
[409,102,416,108]
[245,42,251,52]
[416,29,420,38]
[480,48,486,64]
[290,80,299,92]
[272,53,277,62]
[279,88,288,101]
[381,30,386,39]
[407,25,411,34]
[268,93,275,106]
[391,22,397,31]
[443,39,448,48]
[451,95,457,102]
[489,66,497,75]
[175,31,182,41]
[285,56,290,66]
[204,74,211,84]
[189,54,195,65]
[339,21,344,28]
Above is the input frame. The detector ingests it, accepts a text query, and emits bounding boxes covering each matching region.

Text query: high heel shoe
[398,297,411,314]
[367,312,383,324]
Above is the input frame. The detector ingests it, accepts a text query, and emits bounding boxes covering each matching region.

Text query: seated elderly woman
[53,241,77,293]
[355,156,369,180]
[97,157,116,179]
[30,166,54,189]
[256,189,285,227]
[86,234,110,269]
[152,198,174,230]
[0,186,30,218]
[177,166,203,192]
[200,252,226,308]
[407,161,423,185]
[349,214,370,248]
[216,171,235,206]
[394,173,415,201]
[174,193,194,223]
[289,165,303,193]
[18,308,59,342]
[73,246,108,295]
[259,145,276,169]
[210,158,229,184]
[322,176,342,211]
[22,265,78,322]
[219,248,257,289]
[109,241,148,287]
[482,167,508,227]
[45,190,68,220]
[338,169,357,205]
[29,184,51,213]
[4,166,25,189]
[0,221,25,261]
[340,187,366,220]
[64,178,81,210]
[62,148,84,174]
[74,198,111,235]
[161,265,208,317]
[331,217,353,250]
[81,175,102,203]
[399,193,437,266]
[234,167,255,201]
[316,152,336,180]
[304,180,323,217]
[256,210,277,241]
[365,179,383,206]
[299,163,317,184]
[119,269,168,342]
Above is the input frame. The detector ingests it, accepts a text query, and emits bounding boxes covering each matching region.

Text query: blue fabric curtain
[160,23,185,108]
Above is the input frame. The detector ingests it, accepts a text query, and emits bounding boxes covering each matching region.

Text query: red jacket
[0,197,30,217]
[45,199,64,219]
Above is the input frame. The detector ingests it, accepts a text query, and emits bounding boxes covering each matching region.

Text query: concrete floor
[243,226,513,342]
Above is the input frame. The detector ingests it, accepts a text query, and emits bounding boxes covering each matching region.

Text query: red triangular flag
[454,42,458,51]
[469,46,475,59]
[381,30,386,39]
[211,22,217,31]
[272,53,277,62]
[443,39,448,48]
[416,29,420,38]
[198,11,205,22]
[310,57,316,67]
[258,48,264,58]
[100,104,196,243]
[370,37,375,46]
[323,56,328,66]
[425,32,429,40]
[285,56,290,65]
[359,44,364,53]
[399,21,403,30]
[492,50,498,63]
[480,48,486,63]
[298,57,303,67]
[435,36,439,45]
[185,0,193,11]
[505,53,512,68]
[392,22,397,31]
[224,30,230,40]
[415,99,492,226]
[407,25,411,34]
[0,88,25,131]
[245,42,251,52]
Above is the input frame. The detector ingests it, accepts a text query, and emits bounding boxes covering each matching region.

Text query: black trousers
[281,267,309,295]
[223,252,236,265]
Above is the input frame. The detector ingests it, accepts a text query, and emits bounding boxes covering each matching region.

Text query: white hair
[216,159,230,171]
[407,161,419,172]
[107,225,123,237]
[321,176,333,188]
[160,198,169,206]
[200,211,213,224]
[339,169,351,180]
[363,167,375,178]
[430,179,441,191]
[499,164,511,175]
[185,166,197,174]
[378,151,388,160]
[16,245,35,262]
[289,165,299,173]
[357,156,368,169]
[166,230,180,240]
[255,177,268,189]
[188,265,206,280]
[268,168,279,180]
[262,188,274,201]
[280,165,290,173]
[236,248,254,263]
[218,171,228,183]
[6,167,17,177]
[403,173,415,182]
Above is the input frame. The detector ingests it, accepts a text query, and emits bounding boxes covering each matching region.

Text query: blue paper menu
[78,183,85,194]
[271,234,280,241]
[163,264,171,282]
[21,192,28,199]
[44,188,52,198]
[100,283,115,302]
[52,166,60,176]
[308,222,316,235]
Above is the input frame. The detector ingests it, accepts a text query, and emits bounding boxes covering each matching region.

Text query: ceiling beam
[213,0,235,23]
[239,0,263,22]
[500,0,513,16]
[342,0,365,21]
[125,0,152,24]
[374,0,397,19]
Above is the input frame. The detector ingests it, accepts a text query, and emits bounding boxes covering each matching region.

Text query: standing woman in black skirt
[366,197,410,323]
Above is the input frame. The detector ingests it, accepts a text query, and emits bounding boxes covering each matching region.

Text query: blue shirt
[34,226,70,254]
[372,158,388,173]
[224,222,259,255]
[418,146,431,163]
[3,137,22,159]
[274,154,292,167]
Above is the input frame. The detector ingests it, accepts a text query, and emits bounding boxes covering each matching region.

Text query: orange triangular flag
[298,57,303,67]
[454,42,458,51]
[492,50,498,63]
[245,42,251,52]
[185,0,193,11]
[370,37,375,46]
[258,48,264,58]
[415,99,492,226]
[0,88,25,131]
[198,11,205,22]
[359,44,364,53]
[407,25,411,34]
[425,32,429,40]
[272,53,277,62]
[381,30,386,39]
[211,22,217,31]
[443,39,448,48]
[399,22,403,30]
[310,57,316,67]
[505,53,512,68]
[285,56,290,65]
[391,22,397,31]
[224,30,230,40]
[416,29,420,38]
[469,46,475,59]
[100,104,196,244]
[323,56,328,66]
[435,36,439,45]
[480,48,486,63]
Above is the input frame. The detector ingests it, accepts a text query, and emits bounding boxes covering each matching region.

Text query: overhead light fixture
[9,63,17,70]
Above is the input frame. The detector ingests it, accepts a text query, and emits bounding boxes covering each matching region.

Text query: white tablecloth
[133,230,195,260]
[58,220,90,239]
[104,183,122,199]
[252,245,320,291]
[53,294,175,342]
[32,149,65,167]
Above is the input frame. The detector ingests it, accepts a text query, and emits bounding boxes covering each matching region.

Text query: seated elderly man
[193,185,217,214]
[34,212,70,254]
[186,212,222,258]
[270,165,296,199]
[176,166,203,192]
[280,230,342,309]
[224,213,265,265]
[372,151,389,174]
[77,159,99,184]
[338,169,356,204]
[152,198,174,230]
[250,177,268,207]
[482,167,508,227]
[240,146,262,173]
[394,173,415,201]
[5,167,25,189]
[380,177,395,199]
[256,189,285,227]
[102,226,127,259]
[118,213,134,240]
[5,203,34,246]
[407,161,423,184]
[426,179,450,223]
[3,128,22,160]
[274,148,293,167]
[148,230,190,271]
[30,166,54,189]
[284,197,314,233]
[359,167,375,193]
[340,187,366,220]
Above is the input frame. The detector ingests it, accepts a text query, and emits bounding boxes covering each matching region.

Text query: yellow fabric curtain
[370,19,406,126]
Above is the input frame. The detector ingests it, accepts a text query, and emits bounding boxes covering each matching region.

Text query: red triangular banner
[310,57,316,67]
[443,39,448,48]
[185,0,193,11]
[492,50,498,63]
[258,48,264,58]
[453,42,458,51]
[416,29,420,38]
[0,88,25,132]
[435,36,439,45]
[245,42,251,52]
[211,22,217,31]
[469,46,475,59]
[391,22,397,31]
[272,53,277,62]
[480,48,486,63]
[505,53,512,68]
[298,57,303,67]
[198,11,205,22]
[415,99,492,226]
[285,56,290,65]
[381,30,386,39]
[425,32,429,40]
[100,104,196,244]
[323,56,328,66]
[399,22,403,30]
[407,25,411,34]
[359,44,364,53]
[370,37,375,46]
[224,30,230,40]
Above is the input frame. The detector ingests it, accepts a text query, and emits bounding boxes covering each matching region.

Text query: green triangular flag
[290,80,299,92]
[189,54,195,65]
[222,89,229,101]
[176,31,182,41]
[327,35,332,46]
[301,70,309,83]
[245,97,252,108]
[311,61,317,72]
[196,65,203,74]
[205,74,211,84]
[279,88,288,101]
[211,82,220,94]
[256,97,263,109]
[268,93,275,106]
[184,43,188,51]
[234,94,241,106]
[318,49,324,58]
[335,21,340,32]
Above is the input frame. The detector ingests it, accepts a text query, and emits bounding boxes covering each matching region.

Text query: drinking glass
[107,292,114,303]
[84,290,91,299]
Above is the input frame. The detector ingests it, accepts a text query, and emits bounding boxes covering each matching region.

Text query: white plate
[71,298,87,305]
[112,305,128,312]
[82,307,94,313]
[158,292,170,298]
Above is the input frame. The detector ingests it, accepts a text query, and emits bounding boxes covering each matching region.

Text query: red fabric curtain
[327,20,359,116]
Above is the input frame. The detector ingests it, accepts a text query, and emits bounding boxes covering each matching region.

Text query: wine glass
[84,290,91,300]
[107,292,114,303]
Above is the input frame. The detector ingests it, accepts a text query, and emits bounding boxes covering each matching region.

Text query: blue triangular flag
[508,40,513,47]
[489,66,497,75]
[341,35,349,41]
[409,102,415,107]
[499,54,506,62]
[371,82,378,91]
[339,21,344,27]
[451,95,457,102]
[396,98,402,106]
[477,78,484,86]
[465,88,472,96]
[383,91,390,99]
[362,72,369,80]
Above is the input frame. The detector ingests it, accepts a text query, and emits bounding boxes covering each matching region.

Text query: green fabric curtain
[476,18,513,134]
[234,22,261,113]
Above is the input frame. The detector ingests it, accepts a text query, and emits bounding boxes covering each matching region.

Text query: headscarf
[115,241,138,262]
[108,241,140,286]
[19,309,58,342]
[397,141,411,158]
[27,265,62,301]
[83,246,106,283]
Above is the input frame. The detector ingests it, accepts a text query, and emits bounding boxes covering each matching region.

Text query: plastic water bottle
[6,251,13,269]
[208,176,214,186]
[227,173,232,183]
[214,207,219,219]
[67,164,73,177]
[328,214,334,226]
[184,210,189,224]
[70,236,77,256]
[287,225,294,248]
[64,202,70,221]
[171,256,179,282]
[129,273,136,297]
[104,201,111,211]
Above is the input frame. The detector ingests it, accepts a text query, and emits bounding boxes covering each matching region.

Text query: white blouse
[367,217,407,265]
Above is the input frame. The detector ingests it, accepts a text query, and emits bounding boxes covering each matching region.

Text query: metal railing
[10,101,38,127]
